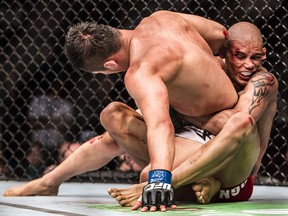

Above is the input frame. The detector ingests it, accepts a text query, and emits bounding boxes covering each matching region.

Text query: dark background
[0,0,287,185]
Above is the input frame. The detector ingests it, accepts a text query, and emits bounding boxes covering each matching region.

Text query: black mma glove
[141,169,175,209]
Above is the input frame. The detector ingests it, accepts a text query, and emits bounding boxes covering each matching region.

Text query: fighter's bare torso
[126,11,238,118]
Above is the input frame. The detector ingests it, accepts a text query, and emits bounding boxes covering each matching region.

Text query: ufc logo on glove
[145,182,172,191]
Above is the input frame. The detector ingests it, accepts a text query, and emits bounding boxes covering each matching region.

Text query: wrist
[148,169,172,184]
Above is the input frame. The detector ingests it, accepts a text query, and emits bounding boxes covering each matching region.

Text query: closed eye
[235,52,246,59]
[251,54,263,60]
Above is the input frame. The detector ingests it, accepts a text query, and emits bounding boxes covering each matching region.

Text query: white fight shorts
[175,124,214,144]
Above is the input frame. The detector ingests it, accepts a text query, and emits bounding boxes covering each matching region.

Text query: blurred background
[0,0,287,185]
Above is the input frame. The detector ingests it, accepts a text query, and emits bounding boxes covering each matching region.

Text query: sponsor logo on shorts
[219,179,248,199]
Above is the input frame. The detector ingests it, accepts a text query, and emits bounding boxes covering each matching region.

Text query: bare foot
[3,177,59,196]
[192,177,221,204]
[107,182,146,208]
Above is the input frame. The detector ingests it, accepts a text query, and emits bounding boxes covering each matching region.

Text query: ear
[104,60,118,70]
[262,47,267,60]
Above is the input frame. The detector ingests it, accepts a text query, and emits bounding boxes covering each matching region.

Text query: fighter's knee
[100,101,127,127]
[227,112,256,137]
[232,112,255,125]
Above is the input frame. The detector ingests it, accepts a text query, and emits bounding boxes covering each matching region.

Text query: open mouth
[239,71,254,81]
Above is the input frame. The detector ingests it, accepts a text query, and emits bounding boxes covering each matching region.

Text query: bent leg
[109,112,259,207]
[3,132,123,196]
[173,112,259,203]
[172,112,259,188]
[100,102,150,168]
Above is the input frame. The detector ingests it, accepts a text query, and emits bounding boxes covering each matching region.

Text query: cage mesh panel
[0,0,287,185]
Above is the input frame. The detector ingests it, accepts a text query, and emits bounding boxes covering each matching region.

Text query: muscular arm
[203,71,278,134]
[202,71,278,175]
[125,65,175,172]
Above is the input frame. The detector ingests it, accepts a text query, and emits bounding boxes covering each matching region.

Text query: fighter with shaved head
[4,12,277,213]
[108,21,277,211]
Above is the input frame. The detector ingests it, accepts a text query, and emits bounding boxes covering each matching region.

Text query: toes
[198,195,203,203]
[115,196,123,202]
[107,188,116,195]
[197,194,205,204]
[107,188,112,194]
[118,199,131,207]
[199,194,209,204]
[3,190,15,196]
[107,189,120,198]
[110,192,117,198]
[119,199,128,206]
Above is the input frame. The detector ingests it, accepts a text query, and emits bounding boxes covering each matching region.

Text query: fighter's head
[222,22,266,90]
[64,22,125,74]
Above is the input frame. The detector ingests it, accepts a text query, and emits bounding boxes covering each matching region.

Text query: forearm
[147,123,175,171]
[250,133,269,176]
[251,99,277,176]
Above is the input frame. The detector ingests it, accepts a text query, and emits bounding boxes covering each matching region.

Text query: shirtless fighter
[52,10,238,209]
[3,10,235,195]
[107,22,277,211]
[3,11,277,212]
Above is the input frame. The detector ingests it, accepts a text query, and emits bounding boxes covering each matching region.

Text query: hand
[140,169,176,212]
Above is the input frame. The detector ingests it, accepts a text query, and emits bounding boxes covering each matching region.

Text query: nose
[243,58,255,70]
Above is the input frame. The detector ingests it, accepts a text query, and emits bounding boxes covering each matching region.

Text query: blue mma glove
[141,169,175,209]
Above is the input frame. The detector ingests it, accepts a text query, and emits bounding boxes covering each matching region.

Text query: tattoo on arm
[249,72,275,114]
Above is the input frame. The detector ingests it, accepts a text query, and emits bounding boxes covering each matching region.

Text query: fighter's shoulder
[250,68,278,95]
[149,10,176,18]
[251,68,278,84]
[146,10,185,25]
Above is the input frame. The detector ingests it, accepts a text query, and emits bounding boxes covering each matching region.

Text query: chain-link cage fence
[0,0,287,185]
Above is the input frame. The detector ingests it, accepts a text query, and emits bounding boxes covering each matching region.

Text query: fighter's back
[127,11,238,117]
